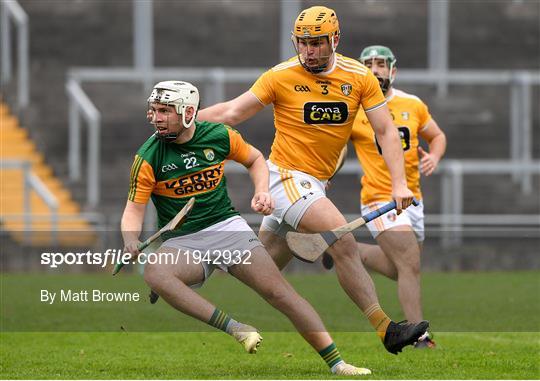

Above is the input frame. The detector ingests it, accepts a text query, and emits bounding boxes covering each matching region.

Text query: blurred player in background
[123,81,371,376]
[198,6,428,355]
[324,45,446,348]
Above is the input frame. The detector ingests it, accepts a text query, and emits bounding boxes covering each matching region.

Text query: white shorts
[161,216,263,288]
[361,200,425,242]
[260,160,326,236]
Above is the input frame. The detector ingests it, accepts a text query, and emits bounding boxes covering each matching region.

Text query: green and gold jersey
[127,121,252,234]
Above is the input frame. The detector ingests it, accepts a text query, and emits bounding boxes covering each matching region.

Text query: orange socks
[365,303,391,340]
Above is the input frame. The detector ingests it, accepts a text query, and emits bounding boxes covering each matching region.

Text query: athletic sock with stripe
[208,308,235,333]
[365,303,392,340]
[319,342,344,369]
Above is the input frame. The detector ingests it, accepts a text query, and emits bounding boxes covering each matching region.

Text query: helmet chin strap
[293,39,335,74]
[154,125,179,142]
[152,117,181,143]
[153,111,195,143]
[306,53,332,74]
[154,130,178,143]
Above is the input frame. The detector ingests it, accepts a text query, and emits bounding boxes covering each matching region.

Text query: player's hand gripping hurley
[113,197,196,275]
[286,198,419,263]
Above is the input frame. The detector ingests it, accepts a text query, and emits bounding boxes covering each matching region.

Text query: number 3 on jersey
[321,84,329,95]
[375,126,411,155]
[184,157,198,169]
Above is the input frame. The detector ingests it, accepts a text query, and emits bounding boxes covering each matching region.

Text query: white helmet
[147,81,200,128]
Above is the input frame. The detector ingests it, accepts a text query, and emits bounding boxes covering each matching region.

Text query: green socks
[319,343,343,369]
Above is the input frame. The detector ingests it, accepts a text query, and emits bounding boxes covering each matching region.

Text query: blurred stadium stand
[0,102,98,247]
[1,0,538,270]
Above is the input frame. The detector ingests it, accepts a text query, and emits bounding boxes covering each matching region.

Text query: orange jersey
[351,88,432,204]
[250,54,386,180]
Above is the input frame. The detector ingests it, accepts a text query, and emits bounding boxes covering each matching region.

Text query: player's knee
[394,247,421,276]
[329,235,358,262]
[397,262,420,278]
[143,263,167,291]
[407,257,421,276]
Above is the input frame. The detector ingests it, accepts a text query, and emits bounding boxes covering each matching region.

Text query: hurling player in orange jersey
[198,6,428,355]
[324,45,446,348]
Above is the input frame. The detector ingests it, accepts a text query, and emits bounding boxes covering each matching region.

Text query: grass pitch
[1,271,539,379]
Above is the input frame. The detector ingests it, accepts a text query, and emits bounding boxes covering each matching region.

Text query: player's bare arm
[418,119,447,176]
[237,145,274,216]
[120,200,146,256]
[366,104,414,211]
[197,90,264,126]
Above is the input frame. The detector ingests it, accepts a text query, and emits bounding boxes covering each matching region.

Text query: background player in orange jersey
[198,6,428,354]
[324,45,446,349]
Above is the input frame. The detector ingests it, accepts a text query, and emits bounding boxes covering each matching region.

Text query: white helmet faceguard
[147,81,200,129]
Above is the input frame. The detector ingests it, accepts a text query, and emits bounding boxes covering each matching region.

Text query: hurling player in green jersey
[120,81,370,376]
